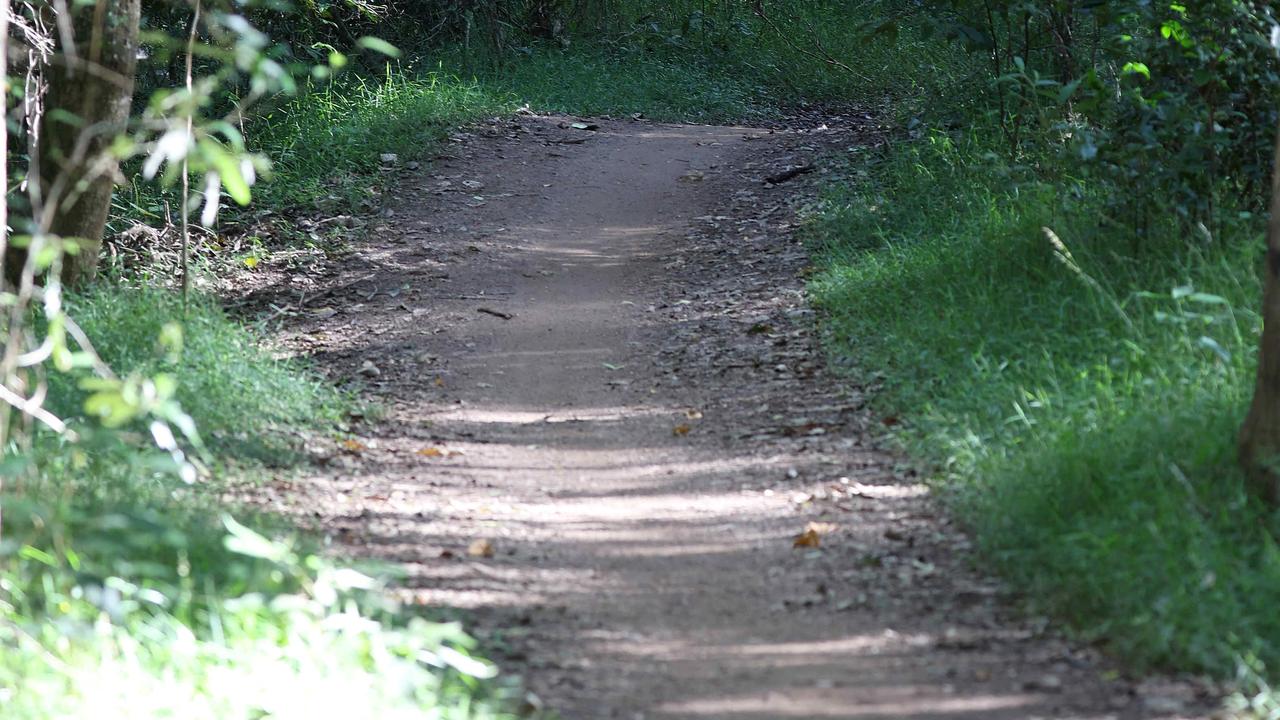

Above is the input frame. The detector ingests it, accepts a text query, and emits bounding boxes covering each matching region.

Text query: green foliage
[809,129,1276,674]
[1,287,521,718]
[914,0,1280,231]
[0,450,521,718]
[251,68,514,210]
[48,287,345,461]
[491,44,767,121]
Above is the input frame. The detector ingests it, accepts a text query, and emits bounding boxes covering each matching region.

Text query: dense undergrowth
[799,1,1280,691]
[809,133,1277,674]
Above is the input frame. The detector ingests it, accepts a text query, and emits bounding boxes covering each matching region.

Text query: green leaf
[223,514,291,563]
[1186,292,1229,306]
[1057,78,1083,104]
[356,36,401,58]
[198,139,252,206]
[19,545,58,566]
[1198,336,1231,363]
[1122,62,1151,79]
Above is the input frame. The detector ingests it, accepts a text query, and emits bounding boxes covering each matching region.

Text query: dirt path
[250,115,1212,719]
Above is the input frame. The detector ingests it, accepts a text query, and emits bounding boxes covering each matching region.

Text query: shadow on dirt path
[248,114,1213,719]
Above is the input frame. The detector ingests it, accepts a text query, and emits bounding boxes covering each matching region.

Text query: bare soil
[243,114,1217,719]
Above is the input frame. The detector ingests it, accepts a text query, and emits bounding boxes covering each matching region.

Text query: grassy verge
[53,288,347,461]
[1,288,525,717]
[808,128,1279,676]
[249,68,516,211]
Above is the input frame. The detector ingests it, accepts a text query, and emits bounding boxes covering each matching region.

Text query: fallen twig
[765,164,816,184]
[477,307,514,320]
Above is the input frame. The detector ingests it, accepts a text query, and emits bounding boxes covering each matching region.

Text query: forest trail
[254,115,1200,719]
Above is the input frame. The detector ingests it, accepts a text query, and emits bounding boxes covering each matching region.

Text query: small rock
[468,539,495,558]
[379,153,398,164]
[358,360,381,378]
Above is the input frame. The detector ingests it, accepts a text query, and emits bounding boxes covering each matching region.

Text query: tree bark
[24,0,140,286]
[1238,122,1280,506]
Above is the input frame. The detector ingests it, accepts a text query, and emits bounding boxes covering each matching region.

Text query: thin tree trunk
[1238,122,1280,506]
[26,0,140,286]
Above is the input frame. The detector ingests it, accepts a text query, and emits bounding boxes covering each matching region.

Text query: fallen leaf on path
[793,527,821,548]
[468,539,495,559]
[434,376,445,388]
[341,439,367,454]
[793,522,837,548]
[418,447,463,459]
[673,424,691,436]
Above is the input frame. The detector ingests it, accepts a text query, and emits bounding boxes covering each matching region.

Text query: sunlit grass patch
[810,131,1279,675]
[52,287,346,461]
[2,282,524,718]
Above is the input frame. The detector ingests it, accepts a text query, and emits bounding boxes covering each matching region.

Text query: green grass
[808,129,1280,675]
[250,68,516,210]
[52,287,346,461]
[1,287,526,718]
[493,44,768,122]
[0,454,525,718]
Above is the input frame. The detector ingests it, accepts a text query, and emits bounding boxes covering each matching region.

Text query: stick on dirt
[478,307,514,320]
[765,164,816,184]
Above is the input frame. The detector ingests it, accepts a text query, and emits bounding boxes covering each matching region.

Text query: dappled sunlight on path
[259,115,1151,719]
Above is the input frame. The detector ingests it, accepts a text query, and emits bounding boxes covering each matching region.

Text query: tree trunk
[26,0,140,286]
[1238,123,1280,506]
